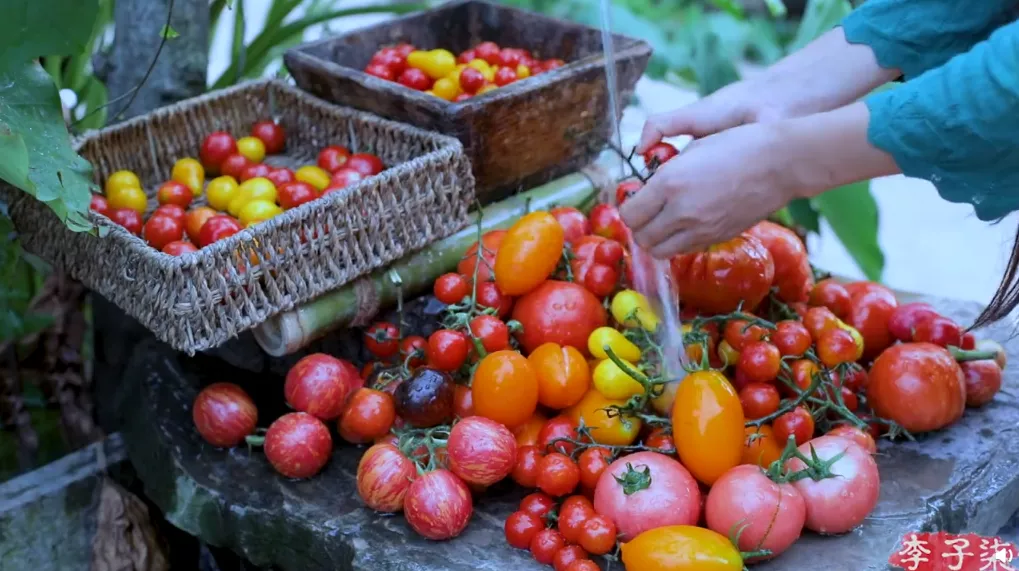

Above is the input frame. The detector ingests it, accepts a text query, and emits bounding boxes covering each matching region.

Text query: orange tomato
[184,206,218,244]
[621,525,743,571]
[528,342,590,410]
[494,211,565,296]
[566,390,641,446]
[513,412,548,447]
[671,370,744,485]
[741,425,783,468]
[472,350,539,428]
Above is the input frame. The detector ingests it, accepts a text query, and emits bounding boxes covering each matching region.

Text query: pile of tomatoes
[189,140,1007,570]
[364,41,566,102]
[88,120,386,255]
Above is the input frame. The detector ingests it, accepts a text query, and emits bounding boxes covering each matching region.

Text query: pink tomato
[784,435,880,534]
[446,416,517,486]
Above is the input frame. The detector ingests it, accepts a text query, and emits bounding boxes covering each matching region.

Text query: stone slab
[117,294,1019,571]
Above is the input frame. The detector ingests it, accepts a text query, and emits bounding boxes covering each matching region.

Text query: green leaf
[706,0,745,18]
[0,0,100,67]
[789,0,853,51]
[0,126,31,190]
[764,0,788,18]
[0,61,95,232]
[812,181,884,281]
[160,24,180,39]
[787,198,821,234]
[684,14,741,96]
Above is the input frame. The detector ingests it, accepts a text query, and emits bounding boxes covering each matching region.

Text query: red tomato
[671,233,775,314]
[772,320,812,356]
[817,328,860,367]
[504,511,543,549]
[566,561,600,571]
[220,153,251,180]
[356,443,415,512]
[251,120,286,154]
[642,142,679,168]
[364,321,400,358]
[264,412,332,479]
[453,385,475,418]
[746,220,813,303]
[512,281,607,355]
[162,241,198,256]
[459,230,506,282]
[111,208,143,235]
[338,388,395,443]
[365,62,396,81]
[284,353,362,421]
[157,180,193,208]
[588,203,629,243]
[912,315,963,347]
[399,335,428,367]
[153,203,186,223]
[558,496,595,543]
[278,181,318,210]
[519,491,556,519]
[536,415,579,454]
[494,66,518,86]
[200,131,238,173]
[324,168,365,192]
[706,465,805,561]
[645,428,676,455]
[886,302,937,342]
[961,359,1002,407]
[475,281,514,318]
[578,514,617,555]
[347,153,384,176]
[427,329,470,371]
[809,278,853,318]
[433,273,470,305]
[458,49,477,64]
[472,350,539,428]
[867,342,965,433]
[511,445,543,487]
[143,215,185,251]
[447,416,517,486]
[550,206,591,244]
[593,452,700,541]
[773,406,814,446]
[530,529,566,566]
[317,145,351,172]
[495,211,566,296]
[459,67,486,93]
[514,414,547,448]
[577,447,612,491]
[785,436,880,534]
[185,206,217,243]
[470,314,510,353]
[537,452,580,497]
[723,319,768,351]
[192,383,257,447]
[266,167,296,188]
[846,288,899,361]
[739,383,781,420]
[403,469,473,540]
[826,425,877,454]
[198,214,242,247]
[90,194,111,217]
[738,341,781,383]
[570,235,624,298]
[475,41,501,64]
[239,163,272,182]
[553,546,588,571]
[614,179,643,206]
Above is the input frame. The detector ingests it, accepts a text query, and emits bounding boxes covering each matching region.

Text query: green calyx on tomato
[613,462,652,495]
[765,435,846,485]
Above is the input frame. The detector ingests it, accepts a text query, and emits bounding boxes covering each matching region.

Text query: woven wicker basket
[3,79,475,354]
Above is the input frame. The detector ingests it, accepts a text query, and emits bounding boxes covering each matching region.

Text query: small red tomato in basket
[371,48,407,75]
[325,168,364,192]
[240,162,273,182]
[494,66,518,87]
[266,167,295,188]
[398,68,431,91]
[192,382,257,447]
[157,180,193,208]
[251,120,286,154]
[278,181,318,210]
[346,153,384,176]
[365,63,395,81]
[163,240,198,256]
[220,153,252,180]
[89,194,110,217]
[200,131,238,173]
[264,412,332,479]
[317,145,351,172]
[474,41,501,64]
[185,206,217,243]
[153,203,186,223]
[111,208,143,235]
[144,214,185,251]
[198,214,242,247]
[459,67,486,94]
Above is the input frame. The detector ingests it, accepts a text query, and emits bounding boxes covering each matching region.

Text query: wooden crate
[284,0,651,203]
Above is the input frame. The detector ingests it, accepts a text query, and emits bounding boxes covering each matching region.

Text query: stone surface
[117,294,1019,571]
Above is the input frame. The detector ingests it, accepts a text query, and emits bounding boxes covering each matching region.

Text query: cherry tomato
[156,180,193,208]
[171,157,205,196]
[577,447,612,491]
[571,235,624,298]
[458,67,486,93]
[803,306,840,339]
[472,350,539,428]
[553,545,588,571]
[110,208,143,235]
[576,514,617,556]
[826,424,878,454]
[317,145,351,172]
[722,319,768,351]
[251,120,286,154]
[912,315,963,347]
[192,383,257,447]
[264,412,332,479]
[742,425,783,468]
[672,234,774,314]
[89,194,110,217]
[783,359,819,397]
[492,66,517,86]
[364,322,399,359]
[537,415,579,454]
[266,167,296,188]
[403,469,473,540]
[512,447,544,488]
[107,185,147,214]
[961,331,977,350]
[589,203,629,243]
[470,314,510,353]
[285,353,362,421]
[614,179,643,206]
[771,320,812,357]
[773,406,814,446]
[962,359,1003,408]
[528,342,590,410]
[141,214,184,251]
[495,211,566,296]
[277,181,318,210]
[809,278,853,318]
[398,335,427,367]
[346,153,384,176]
[672,370,744,485]
[427,329,470,371]
[739,383,780,420]
[200,131,238,173]
[220,153,251,180]
[458,230,506,282]
[184,206,217,243]
[621,525,743,571]
[558,495,595,543]
[537,452,580,497]
[236,136,266,163]
[474,42,501,64]
[645,428,676,455]
[356,443,415,512]
[476,281,514,318]
[519,491,556,518]
[737,341,781,383]
[817,328,860,367]
[513,281,607,355]
[447,416,517,485]
[550,206,591,244]
[567,390,641,446]
[453,385,475,418]
[434,273,470,305]
[747,220,813,303]
[530,529,567,566]
[198,214,242,247]
[642,142,679,168]
[505,511,543,549]
[338,388,396,444]
[867,342,965,433]
[324,168,364,192]
[565,561,600,571]
[846,288,898,360]
[514,413,547,447]
[162,240,197,256]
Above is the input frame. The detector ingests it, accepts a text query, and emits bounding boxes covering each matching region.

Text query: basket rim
[283,0,654,117]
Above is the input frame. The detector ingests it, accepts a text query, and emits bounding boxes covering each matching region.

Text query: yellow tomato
[610,290,660,331]
[205,176,239,211]
[467,59,495,82]
[567,390,641,446]
[587,327,641,362]
[672,370,744,485]
[476,84,497,95]
[104,170,141,196]
[424,90,438,97]
[621,526,743,571]
[236,136,266,163]
[411,49,456,80]
[516,64,531,79]
[446,66,463,85]
[238,199,283,227]
[171,157,205,197]
[432,77,460,101]
[651,380,679,416]
[717,339,740,367]
[837,320,866,360]
[228,177,277,217]
[295,165,331,191]
[106,185,148,214]
[592,359,645,400]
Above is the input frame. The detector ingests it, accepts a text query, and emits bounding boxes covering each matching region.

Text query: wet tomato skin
[773,406,814,447]
[809,279,852,318]
[746,220,813,303]
[961,359,1003,408]
[512,281,607,355]
[356,443,415,512]
[446,416,517,486]
[394,367,456,428]
[495,211,565,296]
[472,350,539,429]
[912,315,963,347]
[671,234,775,314]
[550,206,591,244]
[338,388,396,444]
[671,371,744,485]
[887,302,938,342]
[826,425,878,454]
[403,469,473,540]
[192,383,257,447]
[553,545,589,571]
[530,529,567,565]
[739,383,781,420]
[511,446,543,488]
[284,353,362,421]
[846,288,899,360]
[867,342,965,433]
[504,511,543,549]
[785,436,880,534]
[264,412,333,479]
[621,525,743,571]
[742,425,783,468]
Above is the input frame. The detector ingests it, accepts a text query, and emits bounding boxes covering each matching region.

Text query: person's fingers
[635,100,742,154]
[619,173,667,232]
[632,198,685,251]
[648,230,695,260]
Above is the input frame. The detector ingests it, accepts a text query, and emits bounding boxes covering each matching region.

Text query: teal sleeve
[863,19,1019,222]
[842,0,1016,79]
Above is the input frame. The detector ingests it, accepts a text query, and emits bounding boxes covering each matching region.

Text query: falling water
[597,0,688,381]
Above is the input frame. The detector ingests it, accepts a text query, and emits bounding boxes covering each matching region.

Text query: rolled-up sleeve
[842,0,1016,79]
[863,18,1019,221]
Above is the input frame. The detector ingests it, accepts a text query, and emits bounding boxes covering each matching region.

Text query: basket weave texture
[3,79,475,354]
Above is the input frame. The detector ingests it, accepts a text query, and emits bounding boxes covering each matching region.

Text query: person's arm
[842,0,1016,80]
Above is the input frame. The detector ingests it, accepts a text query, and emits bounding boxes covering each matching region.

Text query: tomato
[577,447,612,491]
[285,353,361,421]
[472,350,539,428]
[705,464,805,560]
[742,425,783,467]
[266,168,295,188]
[716,340,740,368]
[473,281,513,318]
[737,341,781,383]
[171,157,205,196]
[277,181,317,210]
[356,443,415,512]
[614,179,643,206]
[251,120,286,154]
[494,211,565,296]
[589,203,629,243]
[141,215,183,251]
[826,425,878,454]
[152,203,185,224]
[110,208,143,235]
[587,327,640,362]
[491,66,516,86]
[847,289,899,360]
[537,452,580,497]
[163,241,197,256]
[571,235,624,297]
[513,413,547,447]
[574,513,615,555]
[235,136,266,163]
[434,273,470,305]
[459,230,506,282]
[317,145,351,172]
[394,367,455,427]
[553,545,588,571]
[961,331,977,350]
[154,180,191,209]
[398,67,432,90]
[772,320,812,357]
[621,525,743,571]
[364,321,400,358]
[671,234,775,314]
[529,343,591,410]
[505,511,543,549]
[816,328,859,367]
[519,492,555,519]
[610,289,660,332]
[803,305,840,340]
[238,199,282,227]
[458,67,485,93]
[592,359,644,400]
[365,62,396,81]
[104,170,141,196]
[642,142,679,169]
[530,529,567,565]
[867,342,965,432]
[962,359,1002,408]
[567,390,641,446]
[338,388,395,443]
[671,370,744,485]
[264,412,332,479]
[645,428,676,455]
[427,329,470,371]
[785,436,880,534]
[107,185,148,214]
[192,383,257,447]
[470,314,510,353]
[837,364,869,392]
[403,469,473,540]
[557,495,594,543]
[324,168,364,192]
[912,315,963,347]
[550,206,590,244]
[511,446,543,487]
[453,385,475,418]
[746,220,813,303]
[184,206,217,243]
[238,163,273,184]
[773,406,814,446]
[537,415,579,454]
[722,319,768,351]
[738,383,780,420]
[89,194,111,217]
[593,452,700,541]
[347,153,384,176]
[886,302,937,342]
[220,153,251,180]
[565,560,600,571]
[809,278,853,318]
[513,281,607,354]
[447,416,517,486]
